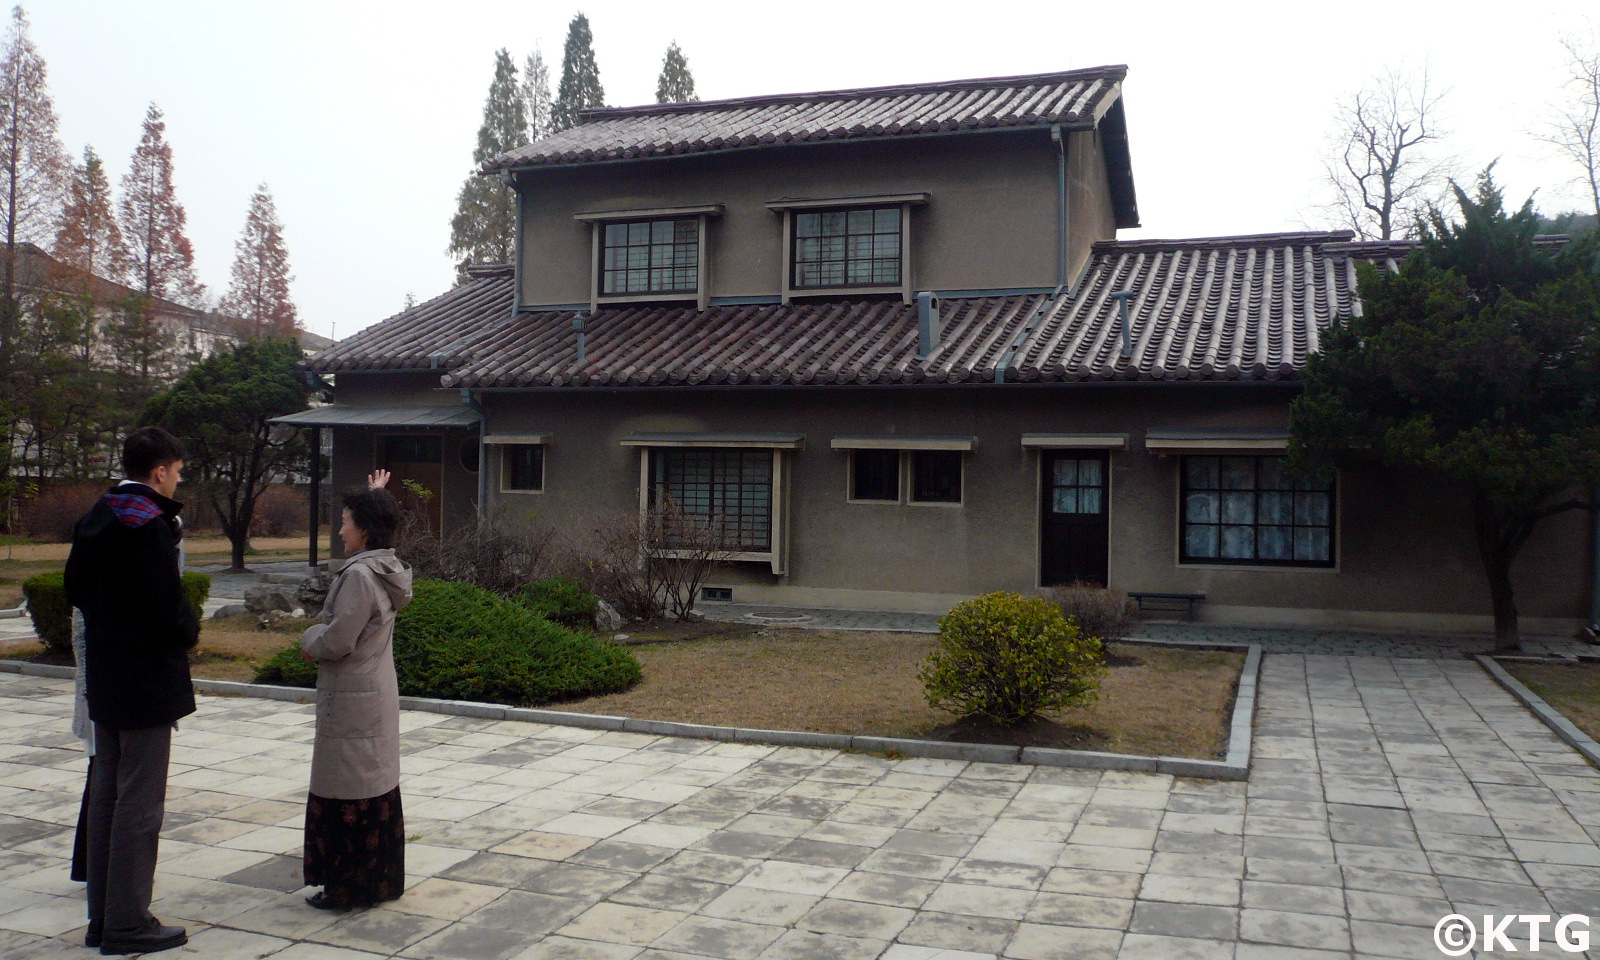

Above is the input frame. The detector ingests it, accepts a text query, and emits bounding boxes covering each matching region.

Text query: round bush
[256,578,641,706]
[918,591,1107,726]
[517,576,600,631]
[23,571,209,659]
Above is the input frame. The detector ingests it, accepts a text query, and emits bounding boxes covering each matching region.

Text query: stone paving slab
[1,655,1598,959]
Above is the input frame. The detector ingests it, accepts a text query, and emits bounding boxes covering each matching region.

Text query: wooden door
[381,435,443,535]
[1040,451,1110,587]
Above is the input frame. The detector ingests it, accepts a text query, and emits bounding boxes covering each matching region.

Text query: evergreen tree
[54,145,128,285]
[521,47,552,142]
[448,49,527,282]
[118,103,205,308]
[219,184,298,337]
[142,337,310,571]
[550,13,604,133]
[655,41,697,104]
[1289,169,1600,648]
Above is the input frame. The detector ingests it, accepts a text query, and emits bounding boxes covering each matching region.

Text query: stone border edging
[0,639,1261,780]
[1477,655,1600,768]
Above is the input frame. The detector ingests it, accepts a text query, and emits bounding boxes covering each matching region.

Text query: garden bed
[1500,659,1600,744]
[556,630,1244,760]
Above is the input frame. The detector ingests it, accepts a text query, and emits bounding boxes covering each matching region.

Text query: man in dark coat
[64,427,198,956]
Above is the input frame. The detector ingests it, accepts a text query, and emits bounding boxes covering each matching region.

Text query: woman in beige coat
[300,484,412,910]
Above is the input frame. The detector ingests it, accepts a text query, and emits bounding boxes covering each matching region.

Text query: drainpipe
[461,389,487,520]
[1052,124,1068,288]
[1109,289,1136,357]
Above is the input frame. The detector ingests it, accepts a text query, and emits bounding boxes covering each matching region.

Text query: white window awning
[830,435,974,451]
[1145,428,1289,452]
[482,433,552,445]
[269,405,480,429]
[620,432,805,449]
[1020,433,1128,450]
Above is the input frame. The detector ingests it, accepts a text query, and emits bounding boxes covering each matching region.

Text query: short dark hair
[343,488,401,550]
[123,427,186,481]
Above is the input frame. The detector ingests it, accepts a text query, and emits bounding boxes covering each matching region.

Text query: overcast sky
[30,1,1600,341]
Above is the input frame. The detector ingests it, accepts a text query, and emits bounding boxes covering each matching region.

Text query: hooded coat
[64,483,198,729]
[301,549,413,800]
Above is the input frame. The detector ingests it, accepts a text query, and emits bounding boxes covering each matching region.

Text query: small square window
[851,449,899,501]
[910,450,961,504]
[503,445,544,492]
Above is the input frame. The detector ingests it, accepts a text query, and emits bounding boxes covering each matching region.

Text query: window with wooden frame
[1180,455,1334,566]
[849,449,900,502]
[767,193,927,303]
[501,445,544,493]
[574,204,722,311]
[649,448,774,552]
[910,450,963,505]
[832,436,969,506]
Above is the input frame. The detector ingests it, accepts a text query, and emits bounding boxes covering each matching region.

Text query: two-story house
[286,66,1594,636]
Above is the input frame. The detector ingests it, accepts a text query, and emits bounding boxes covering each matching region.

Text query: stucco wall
[427,385,1592,632]
[516,130,1079,306]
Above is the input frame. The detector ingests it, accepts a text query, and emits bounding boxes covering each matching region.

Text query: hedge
[516,575,600,631]
[23,571,210,659]
[255,578,641,706]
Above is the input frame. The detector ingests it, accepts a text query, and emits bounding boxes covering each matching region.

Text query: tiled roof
[306,265,514,372]
[486,67,1127,171]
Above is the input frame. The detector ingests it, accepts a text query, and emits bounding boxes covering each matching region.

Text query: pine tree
[521,47,552,142]
[54,145,128,284]
[550,13,604,133]
[219,184,297,337]
[655,41,697,104]
[118,103,205,307]
[448,49,527,282]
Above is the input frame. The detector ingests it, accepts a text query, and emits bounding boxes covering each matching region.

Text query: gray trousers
[86,723,171,931]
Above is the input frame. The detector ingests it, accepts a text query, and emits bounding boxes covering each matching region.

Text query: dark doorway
[1040,451,1110,587]
[381,435,443,535]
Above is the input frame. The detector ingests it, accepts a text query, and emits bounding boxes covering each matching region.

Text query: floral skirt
[303,786,405,906]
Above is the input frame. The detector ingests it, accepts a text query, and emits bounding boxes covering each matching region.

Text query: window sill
[499,488,545,495]
[1174,561,1338,573]
[596,293,699,305]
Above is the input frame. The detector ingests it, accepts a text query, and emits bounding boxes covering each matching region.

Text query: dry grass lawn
[0,535,308,607]
[0,612,312,681]
[1503,661,1600,745]
[561,631,1244,759]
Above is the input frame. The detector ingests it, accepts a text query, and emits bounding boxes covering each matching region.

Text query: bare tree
[1321,66,1453,240]
[1540,34,1600,219]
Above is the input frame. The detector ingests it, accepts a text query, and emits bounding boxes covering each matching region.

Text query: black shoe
[85,920,101,948]
[98,920,186,956]
[304,890,350,911]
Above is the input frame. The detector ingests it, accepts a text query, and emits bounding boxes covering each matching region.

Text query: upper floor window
[793,207,901,289]
[602,218,698,296]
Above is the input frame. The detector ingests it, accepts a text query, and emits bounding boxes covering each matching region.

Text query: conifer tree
[219,184,298,337]
[521,47,552,142]
[118,103,205,307]
[54,145,128,285]
[448,49,527,282]
[655,41,697,104]
[550,13,604,133]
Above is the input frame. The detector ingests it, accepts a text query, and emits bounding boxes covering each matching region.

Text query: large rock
[295,572,333,618]
[244,585,296,614]
[211,603,248,620]
[594,598,625,633]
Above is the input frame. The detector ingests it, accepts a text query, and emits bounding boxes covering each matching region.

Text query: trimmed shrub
[254,578,641,705]
[19,571,208,659]
[919,591,1106,726]
[1045,582,1136,642]
[517,576,599,630]
[21,483,103,542]
[22,573,71,655]
[255,643,319,687]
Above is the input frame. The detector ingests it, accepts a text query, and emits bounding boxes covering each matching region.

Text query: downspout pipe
[1109,289,1136,358]
[461,389,487,520]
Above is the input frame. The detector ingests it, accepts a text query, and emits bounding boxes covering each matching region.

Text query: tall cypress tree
[655,41,697,104]
[550,13,604,133]
[118,103,205,307]
[521,47,552,142]
[54,145,129,285]
[448,49,527,283]
[220,184,298,337]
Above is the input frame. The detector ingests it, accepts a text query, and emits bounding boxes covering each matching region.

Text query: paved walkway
[1,654,1597,959]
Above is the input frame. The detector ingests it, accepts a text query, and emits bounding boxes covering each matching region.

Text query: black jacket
[64,483,199,729]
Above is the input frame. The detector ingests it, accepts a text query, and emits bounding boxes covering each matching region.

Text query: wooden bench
[1127,592,1206,620]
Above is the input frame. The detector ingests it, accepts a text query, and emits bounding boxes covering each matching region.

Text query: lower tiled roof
[308,232,1369,388]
